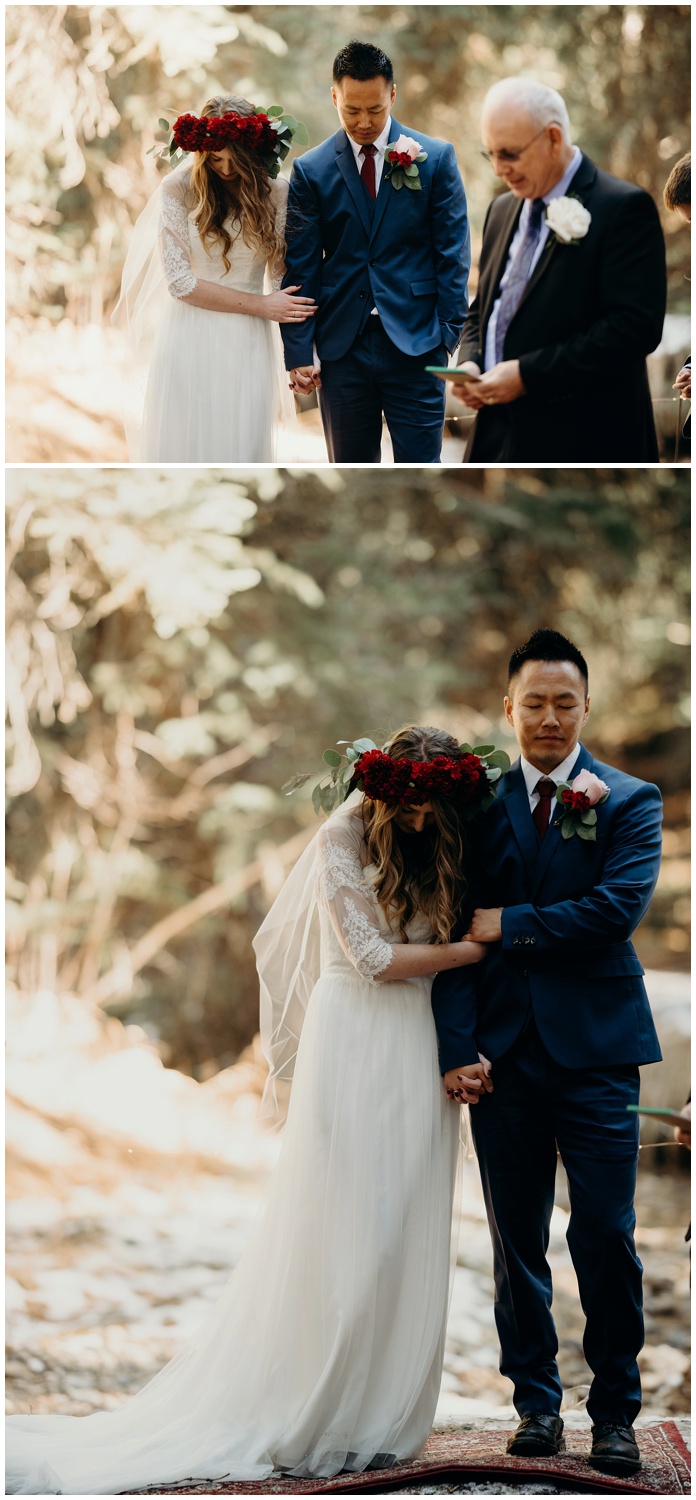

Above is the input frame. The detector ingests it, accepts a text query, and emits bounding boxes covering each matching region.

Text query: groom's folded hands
[467,907,504,942]
[453,360,526,408]
[444,1058,494,1104]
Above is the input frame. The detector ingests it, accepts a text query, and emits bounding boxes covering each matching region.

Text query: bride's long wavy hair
[189,95,285,273]
[360,725,470,944]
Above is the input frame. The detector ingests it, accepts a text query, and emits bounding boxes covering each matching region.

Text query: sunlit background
[6,3,691,462]
[6,466,690,1423]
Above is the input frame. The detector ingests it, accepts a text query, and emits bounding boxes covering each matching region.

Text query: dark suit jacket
[281,118,470,367]
[431,742,663,1074]
[459,154,667,461]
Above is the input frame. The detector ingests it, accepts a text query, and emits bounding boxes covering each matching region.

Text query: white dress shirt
[347,118,393,317]
[520,742,582,823]
[484,145,582,371]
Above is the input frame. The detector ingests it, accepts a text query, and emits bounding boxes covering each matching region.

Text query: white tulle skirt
[6,969,460,1495]
[138,299,288,463]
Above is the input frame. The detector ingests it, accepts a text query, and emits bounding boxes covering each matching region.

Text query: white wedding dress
[6,804,461,1495]
[114,162,293,462]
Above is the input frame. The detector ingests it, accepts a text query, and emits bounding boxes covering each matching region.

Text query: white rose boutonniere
[545,195,592,245]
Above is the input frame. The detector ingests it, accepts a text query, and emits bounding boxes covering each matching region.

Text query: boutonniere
[554,770,610,841]
[384,135,428,191]
[545,194,592,245]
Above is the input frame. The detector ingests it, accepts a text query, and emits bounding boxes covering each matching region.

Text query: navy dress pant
[318,318,447,463]
[471,1018,643,1425]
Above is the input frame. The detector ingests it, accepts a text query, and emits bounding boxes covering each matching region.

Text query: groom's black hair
[508,630,589,691]
[333,41,394,85]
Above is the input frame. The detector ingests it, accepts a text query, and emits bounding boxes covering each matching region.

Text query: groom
[281,41,470,462]
[432,630,663,1477]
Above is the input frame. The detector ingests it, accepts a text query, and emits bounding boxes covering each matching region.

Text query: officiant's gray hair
[483,78,572,145]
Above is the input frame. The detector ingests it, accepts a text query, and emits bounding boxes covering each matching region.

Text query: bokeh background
[6,3,691,462]
[6,465,691,1424]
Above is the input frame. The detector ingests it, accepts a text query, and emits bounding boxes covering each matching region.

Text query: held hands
[453,360,526,409]
[467,908,504,943]
[444,1056,493,1105]
[289,362,322,393]
[264,286,318,324]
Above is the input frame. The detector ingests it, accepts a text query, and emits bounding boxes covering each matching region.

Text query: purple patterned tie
[494,197,545,365]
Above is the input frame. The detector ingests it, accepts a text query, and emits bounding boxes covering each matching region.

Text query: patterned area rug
[126,1422,690,1495]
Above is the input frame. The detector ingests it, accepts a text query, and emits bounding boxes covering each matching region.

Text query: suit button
[522,969,528,978]
[359,291,366,299]
[370,259,377,267]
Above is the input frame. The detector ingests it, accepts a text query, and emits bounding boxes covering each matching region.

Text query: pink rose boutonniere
[554,769,610,841]
[385,134,428,191]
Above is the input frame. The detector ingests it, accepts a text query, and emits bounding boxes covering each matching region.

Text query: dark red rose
[561,788,591,812]
[353,749,490,808]
[388,150,414,169]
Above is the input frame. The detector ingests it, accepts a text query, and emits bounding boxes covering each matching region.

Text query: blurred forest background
[6,3,692,461]
[7,465,690,1080]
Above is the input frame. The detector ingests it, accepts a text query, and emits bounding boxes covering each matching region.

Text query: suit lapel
[335,130,372,238]
[369,117,406,243]
[501,761,539,871]
[529,742,594,899]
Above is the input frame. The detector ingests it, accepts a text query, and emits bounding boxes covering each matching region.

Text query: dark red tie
[360,143,377,200]
[532,778,556,842]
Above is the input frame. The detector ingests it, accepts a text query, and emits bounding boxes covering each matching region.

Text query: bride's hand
[263,287,318,323]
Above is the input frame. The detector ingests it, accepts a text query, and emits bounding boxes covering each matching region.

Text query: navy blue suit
[281,118,470,462]
[432,742,662,1424]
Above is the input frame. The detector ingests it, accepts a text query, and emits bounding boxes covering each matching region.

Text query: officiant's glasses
[480,122,561,165]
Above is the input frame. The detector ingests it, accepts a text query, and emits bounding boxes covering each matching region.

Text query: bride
[114,95,316,462]
[6,725,497,1496]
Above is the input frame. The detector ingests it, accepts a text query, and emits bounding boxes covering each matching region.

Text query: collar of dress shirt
[346,116,393,162]
[519,741,583,797]
[531,143,582,214]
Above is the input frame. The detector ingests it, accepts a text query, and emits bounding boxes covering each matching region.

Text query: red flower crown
[172,111,278,155]
[353,749,489,808]
[152,106,309,180]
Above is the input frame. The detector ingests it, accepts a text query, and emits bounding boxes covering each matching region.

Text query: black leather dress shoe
[506,1414,565,1456]
[589,1422,641,1474]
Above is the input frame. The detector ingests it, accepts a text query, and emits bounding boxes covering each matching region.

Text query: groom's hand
[289,363,322,393]
[467,907,503,943]
[444,1059,494,1104]
[473,360,526,406]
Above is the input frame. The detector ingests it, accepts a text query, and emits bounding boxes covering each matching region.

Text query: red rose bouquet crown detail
[553,769,610,842]
[284,737,511,818]
[148,105,309,179]
[384,133,428,191]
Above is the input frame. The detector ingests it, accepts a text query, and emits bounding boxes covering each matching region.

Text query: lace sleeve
[267,175,289,292]
[316,821,394,982]
[159,173,198,299]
